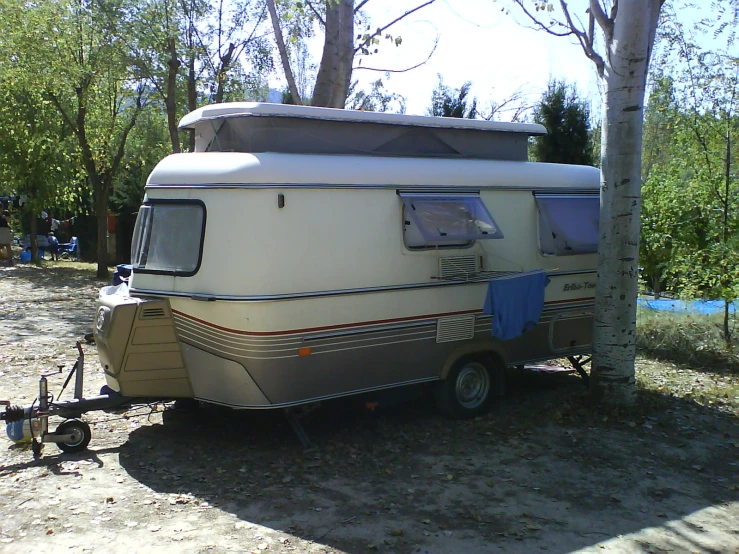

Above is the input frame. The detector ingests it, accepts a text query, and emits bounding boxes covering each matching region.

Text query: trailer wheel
[55,419,92,453]
[435,354,503,419]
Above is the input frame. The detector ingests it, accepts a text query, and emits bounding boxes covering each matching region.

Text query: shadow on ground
[118,370,739,554]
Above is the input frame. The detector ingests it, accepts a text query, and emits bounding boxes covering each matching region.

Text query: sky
[272,0,604,119]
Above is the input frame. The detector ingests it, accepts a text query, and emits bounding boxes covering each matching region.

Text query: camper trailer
[93,103,600,420]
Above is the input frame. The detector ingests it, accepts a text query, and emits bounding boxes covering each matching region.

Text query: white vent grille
[436,315,476,343]
[439,256,480,279]
[140,307,167,319]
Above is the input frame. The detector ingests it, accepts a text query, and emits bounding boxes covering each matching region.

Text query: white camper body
[93,103,600,417]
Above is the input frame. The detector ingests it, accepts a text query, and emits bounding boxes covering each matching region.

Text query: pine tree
[532,80,593,166]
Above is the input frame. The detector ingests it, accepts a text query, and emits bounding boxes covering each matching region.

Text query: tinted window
[535,194,599,255]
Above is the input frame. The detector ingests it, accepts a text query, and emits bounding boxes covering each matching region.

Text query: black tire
[55,419,92,453]
[174,398,200,412]
[435,354,504,419]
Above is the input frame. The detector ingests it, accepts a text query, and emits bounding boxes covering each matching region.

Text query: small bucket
[19,251,31,263]
[6,420,32,443]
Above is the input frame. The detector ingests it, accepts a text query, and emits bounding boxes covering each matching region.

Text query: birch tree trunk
[590,0,663,403]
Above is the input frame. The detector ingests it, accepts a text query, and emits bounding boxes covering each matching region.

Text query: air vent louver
[439,256,480,279]
[140,307,167,319]
[436,315,476,343]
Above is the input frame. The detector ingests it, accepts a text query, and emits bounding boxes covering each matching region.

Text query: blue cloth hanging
[483,271,550,340]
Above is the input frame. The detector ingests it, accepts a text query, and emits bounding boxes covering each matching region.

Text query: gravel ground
[1,263,738,554]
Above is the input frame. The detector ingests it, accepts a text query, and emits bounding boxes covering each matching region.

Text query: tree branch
[559,0,606,76]
[512,0,605,77]
[354,0,372,13]
[110,88,145,179]
[47,93,78,135]
[266,0,302,104]
[354,35,438,73]
[354,0,437,54]
[512,0,573,37]
[588,0,613,37]
[305,0,325,27]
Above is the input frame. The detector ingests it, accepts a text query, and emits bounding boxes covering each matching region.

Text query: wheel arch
[439,339,508,380]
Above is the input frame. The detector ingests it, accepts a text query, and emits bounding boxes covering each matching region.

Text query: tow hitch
[1,341,134,458]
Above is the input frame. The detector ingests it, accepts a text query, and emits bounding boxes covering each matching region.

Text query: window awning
[398,193,504,242]
[534,193,599,255]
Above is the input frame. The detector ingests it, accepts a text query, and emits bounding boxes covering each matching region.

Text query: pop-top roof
[177,103,546,161]
[178,102,546,135]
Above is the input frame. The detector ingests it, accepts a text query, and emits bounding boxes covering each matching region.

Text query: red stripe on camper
[171,308,479,336]
[171,297,593,337]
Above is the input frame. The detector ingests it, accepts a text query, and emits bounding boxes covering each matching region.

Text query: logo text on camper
[563,282,596,292]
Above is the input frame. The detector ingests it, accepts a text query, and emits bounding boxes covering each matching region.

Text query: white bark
[590,0,662,404]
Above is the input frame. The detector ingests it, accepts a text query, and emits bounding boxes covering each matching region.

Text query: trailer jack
[567,355,592,387]
[284,403,320,450]
[1,341,136,458]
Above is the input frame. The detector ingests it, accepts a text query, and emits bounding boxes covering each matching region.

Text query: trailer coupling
[1,341,136,458]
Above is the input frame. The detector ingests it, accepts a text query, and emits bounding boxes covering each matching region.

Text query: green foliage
[347,79,406,113]
[641,9,739,343]
[427,75,477,119]
[531,79,593,165]
[0,1,81,219]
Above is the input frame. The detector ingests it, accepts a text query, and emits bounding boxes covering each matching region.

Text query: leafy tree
[27,0,147,278]
[427,76,478,119]
[0,0,83,261]
[639,75,681,298]
[649,8,739,343]
[267,0,438,108]
[511,0,665,404]
[532,79,593,165]
[111,108,172,262]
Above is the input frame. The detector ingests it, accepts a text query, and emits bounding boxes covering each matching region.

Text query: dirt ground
[1,264,737,554]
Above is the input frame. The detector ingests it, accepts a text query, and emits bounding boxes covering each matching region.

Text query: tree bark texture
[591,0,662,404]
[165,37,181,154]
[95,186,109,278]
[266,0,303,105]
[312,0,341,107]
[327,0,354,107]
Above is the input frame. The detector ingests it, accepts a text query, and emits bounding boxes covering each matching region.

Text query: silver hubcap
[66,427,83,446]
[455,363,490,409]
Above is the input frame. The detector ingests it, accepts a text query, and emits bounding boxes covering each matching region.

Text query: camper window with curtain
[399,193,504,250]
[131,201,205,275]
[534,193,599,256]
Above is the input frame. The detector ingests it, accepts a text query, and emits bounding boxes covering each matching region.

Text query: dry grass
[636,308,739,374]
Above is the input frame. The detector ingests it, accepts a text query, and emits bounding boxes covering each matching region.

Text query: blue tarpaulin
[637,298,737,315]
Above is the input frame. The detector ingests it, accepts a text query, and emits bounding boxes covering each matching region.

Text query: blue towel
[483,271,550,340]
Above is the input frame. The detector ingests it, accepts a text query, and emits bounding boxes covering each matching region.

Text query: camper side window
[399,193,503,250]
[131,201,205,275]
[535,193,599,256]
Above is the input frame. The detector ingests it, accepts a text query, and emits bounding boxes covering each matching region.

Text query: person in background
[0,210,13,265]
[47,231,60,262]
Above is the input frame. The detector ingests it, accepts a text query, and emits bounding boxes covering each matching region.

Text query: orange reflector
[298,347,312,357]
